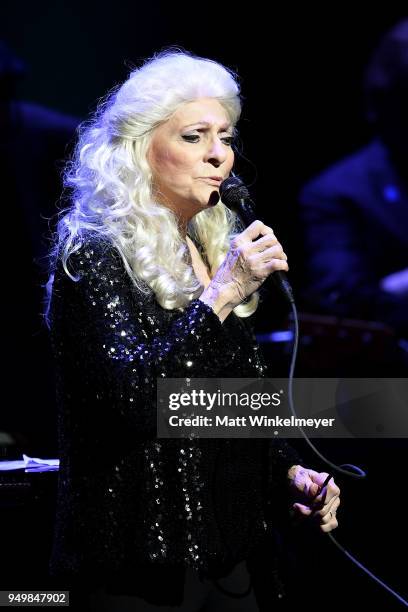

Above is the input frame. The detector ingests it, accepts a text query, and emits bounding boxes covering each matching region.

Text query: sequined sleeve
[232,317,303,487]
[50,235,240,437]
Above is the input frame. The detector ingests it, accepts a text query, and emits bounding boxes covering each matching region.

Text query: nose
[204,137,229,167]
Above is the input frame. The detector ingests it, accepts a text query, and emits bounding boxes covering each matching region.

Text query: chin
[197,187,220,208]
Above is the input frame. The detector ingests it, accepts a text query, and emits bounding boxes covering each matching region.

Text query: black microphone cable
[220,174,366,480]
[217,174,408,608]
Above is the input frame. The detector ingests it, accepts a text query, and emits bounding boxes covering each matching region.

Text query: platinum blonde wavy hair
[49,49,259,318]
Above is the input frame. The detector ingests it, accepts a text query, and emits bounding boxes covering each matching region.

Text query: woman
[46,50,341,611]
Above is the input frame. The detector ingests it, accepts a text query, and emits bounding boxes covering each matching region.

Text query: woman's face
[147,98,235,220]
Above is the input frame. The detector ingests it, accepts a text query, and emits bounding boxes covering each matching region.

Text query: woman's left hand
[287,465,341,532]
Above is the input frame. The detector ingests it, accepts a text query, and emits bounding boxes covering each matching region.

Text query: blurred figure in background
[0,40,78,456]
[296,27,407,606]
[298,21,408,346]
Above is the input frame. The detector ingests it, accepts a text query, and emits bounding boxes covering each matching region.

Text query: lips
[200,177,223,185]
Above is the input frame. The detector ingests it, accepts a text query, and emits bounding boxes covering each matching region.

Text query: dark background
[2,5,407,246]
[1,4,407,610]
[2,4,408,321]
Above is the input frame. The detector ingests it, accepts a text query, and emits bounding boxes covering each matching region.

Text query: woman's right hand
[200,220,289,320]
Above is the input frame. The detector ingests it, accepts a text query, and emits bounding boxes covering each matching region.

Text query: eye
[182,134,200,143]
[182,134,235,146]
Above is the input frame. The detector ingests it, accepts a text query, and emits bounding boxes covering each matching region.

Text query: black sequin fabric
[48,232,300,597]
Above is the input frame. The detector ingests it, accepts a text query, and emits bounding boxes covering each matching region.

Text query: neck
[154,194,195,239]
[176,217,190,240]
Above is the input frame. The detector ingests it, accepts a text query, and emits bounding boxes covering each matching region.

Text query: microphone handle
[237,198,295,305]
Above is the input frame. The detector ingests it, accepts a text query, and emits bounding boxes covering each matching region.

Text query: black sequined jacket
[48,232,301,605]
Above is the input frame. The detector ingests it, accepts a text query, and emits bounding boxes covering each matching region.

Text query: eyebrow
[182,121,232,130]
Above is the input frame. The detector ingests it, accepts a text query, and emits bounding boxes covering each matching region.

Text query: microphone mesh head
[220,176,250,206]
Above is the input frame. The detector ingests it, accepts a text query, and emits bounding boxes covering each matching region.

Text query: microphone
[219,176,295,304]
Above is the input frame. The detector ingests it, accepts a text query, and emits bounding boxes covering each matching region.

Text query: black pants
[88,560,260,611]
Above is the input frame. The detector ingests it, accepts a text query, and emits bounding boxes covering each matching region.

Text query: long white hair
[47,49,258,318]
